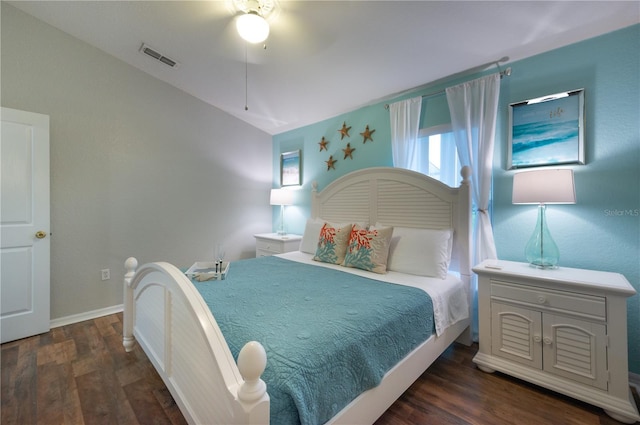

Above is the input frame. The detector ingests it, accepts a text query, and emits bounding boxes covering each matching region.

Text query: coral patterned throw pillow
[342,224,393,274]
[313,223,353,265]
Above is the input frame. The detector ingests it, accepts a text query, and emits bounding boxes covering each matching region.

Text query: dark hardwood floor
[2,313,638,425]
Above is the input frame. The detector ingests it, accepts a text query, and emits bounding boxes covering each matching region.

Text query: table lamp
[512,168,576,269]
[270,188,294,236]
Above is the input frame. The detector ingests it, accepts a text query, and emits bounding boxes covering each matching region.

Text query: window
[416,124,461,187]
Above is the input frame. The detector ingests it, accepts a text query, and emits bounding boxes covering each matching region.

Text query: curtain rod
[383,61,512,110]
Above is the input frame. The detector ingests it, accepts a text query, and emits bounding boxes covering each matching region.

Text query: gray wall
[1,4,273,320]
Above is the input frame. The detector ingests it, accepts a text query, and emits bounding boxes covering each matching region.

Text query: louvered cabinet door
[491,302,543,369]
[542,314,608,390]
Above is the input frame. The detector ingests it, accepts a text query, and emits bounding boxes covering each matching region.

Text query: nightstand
[473,260,639,423]
[254,233,302,257]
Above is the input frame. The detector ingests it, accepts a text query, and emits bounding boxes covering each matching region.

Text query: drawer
[256,249,275,257]
[491,280,606,320]
[256,239,283,253]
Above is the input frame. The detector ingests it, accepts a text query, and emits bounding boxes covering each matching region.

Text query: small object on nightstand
[484,261,502,270]
[254,233,302,257]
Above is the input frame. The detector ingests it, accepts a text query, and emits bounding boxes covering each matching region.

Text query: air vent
[139,43,179,69]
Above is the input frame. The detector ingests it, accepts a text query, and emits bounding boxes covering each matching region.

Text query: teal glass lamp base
[277,205,287,236]
[524,205,560,269]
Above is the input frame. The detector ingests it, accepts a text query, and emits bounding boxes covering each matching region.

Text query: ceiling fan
[233,0,276,44]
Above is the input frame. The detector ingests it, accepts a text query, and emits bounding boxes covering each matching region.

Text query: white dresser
[473,260,639,423]
[254,233,302,257]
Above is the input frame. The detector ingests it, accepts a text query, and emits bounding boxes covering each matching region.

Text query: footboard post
[123,257,138,352]
[237,341,270,423]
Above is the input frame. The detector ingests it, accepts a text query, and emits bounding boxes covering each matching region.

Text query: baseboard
[50,304,124,328]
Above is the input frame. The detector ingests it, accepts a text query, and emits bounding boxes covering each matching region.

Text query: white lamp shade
[236,12,270,43]
[513,169,576,204]
[270,188,293,206]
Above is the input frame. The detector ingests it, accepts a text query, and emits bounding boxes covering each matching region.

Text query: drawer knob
[533,335,542,343]
[543,337,552,345]
[536,295,546,304]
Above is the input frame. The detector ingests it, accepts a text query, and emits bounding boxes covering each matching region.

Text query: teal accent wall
[273,25,640,373]
[494,25,640,374]
[272,103,392,231]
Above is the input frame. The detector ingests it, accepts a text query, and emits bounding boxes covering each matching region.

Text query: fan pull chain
[244,43,266,111]
[244,42,249,111]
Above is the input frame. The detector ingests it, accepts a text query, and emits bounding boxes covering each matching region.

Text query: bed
[122,166,472,424]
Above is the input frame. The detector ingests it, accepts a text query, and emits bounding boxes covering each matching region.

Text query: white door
[1,107,50,343]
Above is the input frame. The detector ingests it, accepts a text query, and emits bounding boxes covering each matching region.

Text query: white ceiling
[8,1,639,135]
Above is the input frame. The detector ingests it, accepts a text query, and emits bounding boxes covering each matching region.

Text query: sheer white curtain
[438,132,459,187]
[389,96,422,169]
[446,73,500,339]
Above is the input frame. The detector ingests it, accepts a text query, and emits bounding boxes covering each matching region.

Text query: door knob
[35,231,47,239]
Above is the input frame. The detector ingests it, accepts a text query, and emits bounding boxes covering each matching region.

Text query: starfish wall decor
[360,125,375,143]
[338,122,351,140]
[325,155,337,170]
[318,136,329,151]
[342,143,355,159]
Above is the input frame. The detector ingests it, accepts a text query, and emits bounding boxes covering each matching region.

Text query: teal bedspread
[193,256,434,425]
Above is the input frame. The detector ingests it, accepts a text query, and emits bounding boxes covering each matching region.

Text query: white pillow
[380,225,453,279]
[300,218,325,254]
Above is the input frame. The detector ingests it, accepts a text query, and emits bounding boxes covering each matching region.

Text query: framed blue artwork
[508,89,585,169]
[280,150,302,186]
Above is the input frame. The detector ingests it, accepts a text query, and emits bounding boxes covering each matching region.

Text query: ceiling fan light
[236,12,270,43]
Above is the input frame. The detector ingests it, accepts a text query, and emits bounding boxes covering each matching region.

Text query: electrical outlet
[101,269,110,281]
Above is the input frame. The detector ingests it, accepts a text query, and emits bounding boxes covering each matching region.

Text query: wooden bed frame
[123,166,472,424]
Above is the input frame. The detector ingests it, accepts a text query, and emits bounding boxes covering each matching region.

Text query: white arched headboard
[311,167,472,283]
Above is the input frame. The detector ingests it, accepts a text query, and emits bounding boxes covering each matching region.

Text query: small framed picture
[280,150,302,186]
[508,89,585,169]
